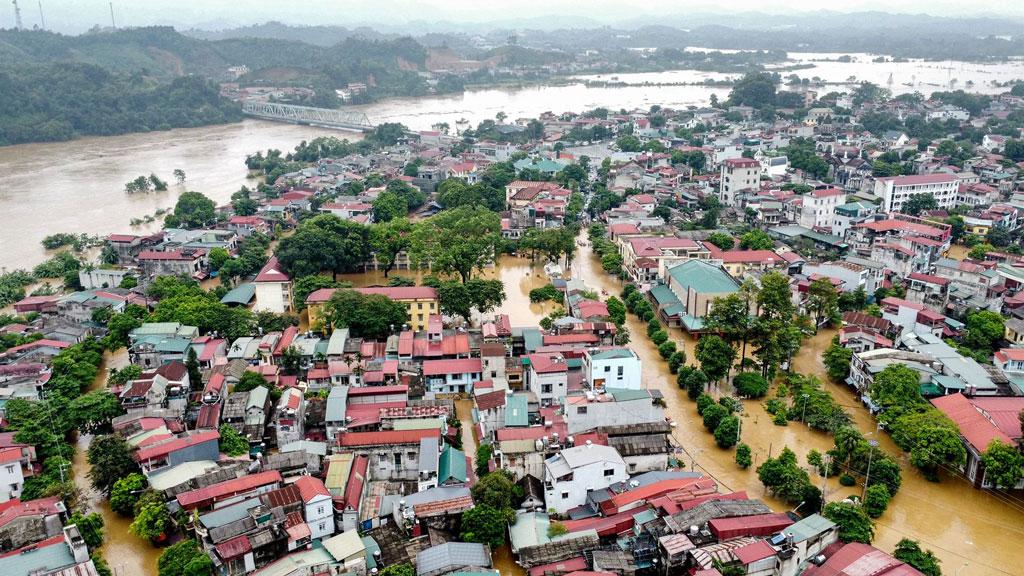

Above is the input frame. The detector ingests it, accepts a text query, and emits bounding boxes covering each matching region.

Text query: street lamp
[801,393,810,423]
[862,439,879,499]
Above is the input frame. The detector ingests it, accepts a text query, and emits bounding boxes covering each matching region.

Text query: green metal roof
[607,388,650,402]
[505,394,530,427]
[649,284,681,307]
[566,358,583,369]
[522,328,543,352]
[438,445,468,484]
[667,260,738,295]
[785,513,836,543]
[220,283,256,305]
[591,349,635,360]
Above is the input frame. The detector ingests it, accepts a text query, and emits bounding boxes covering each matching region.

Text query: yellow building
[305,286,440,332]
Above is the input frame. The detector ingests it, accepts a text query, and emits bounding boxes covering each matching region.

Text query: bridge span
[241,101,374,132]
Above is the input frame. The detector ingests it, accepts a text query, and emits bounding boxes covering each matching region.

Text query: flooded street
[565,237,1023,576]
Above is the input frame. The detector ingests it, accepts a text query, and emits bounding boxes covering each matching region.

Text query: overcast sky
[9,0,1024,34]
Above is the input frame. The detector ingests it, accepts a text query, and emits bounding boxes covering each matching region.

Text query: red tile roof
[355,286,438,300]
[0,497,63,529]
[723,158,760,168]
[475,390,507,412]
[255,256,290,283]
[136,430,220,463]
[342,455,368,510]
[215,534,252,560]
[138,250,201,261]
[177,470,282,509]
[732,540,777,565]
[422,358,482,376]
[196,403,221,429]
[543,333,599,345]
[931,393,1020,452]
[1,339,70,355]
[527,353,568,373]
[293,476,330,502]
[337,428,440,447]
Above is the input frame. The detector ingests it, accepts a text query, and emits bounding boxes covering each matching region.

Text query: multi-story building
[543,444,628,514]
[306,287,439,332]
[873,174,959,212]
[798,188,846,231]
[526,353,569,407]
[254,256,292,313]
[582,348,642,390]
[719,158,761,207]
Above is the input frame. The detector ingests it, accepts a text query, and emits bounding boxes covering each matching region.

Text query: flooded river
[3,54,1024,272]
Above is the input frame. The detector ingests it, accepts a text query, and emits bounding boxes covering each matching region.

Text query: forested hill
[0,27,434,146]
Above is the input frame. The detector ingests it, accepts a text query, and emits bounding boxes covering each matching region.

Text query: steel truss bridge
[241,101,374,132]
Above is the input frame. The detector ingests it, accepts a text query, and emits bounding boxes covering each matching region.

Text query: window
[319,522,326,531]
[394,453,402,467]
[576,407,587,415]
[629,463,637,472]
[378,454,387,463]
[617,366,623,376]
[561,492,569,500]
[542,384,552,394]
[4,465,12,474]
[604,468,615,477]
[418,303,423,310]
[604,365,610,372]
[317,506,324,515]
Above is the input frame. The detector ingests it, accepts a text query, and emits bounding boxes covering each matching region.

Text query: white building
[294,476,335,541]
[565,388,665,435]
[274,387,305,447]
[719,158,761,207]
[0,449,25,502]
[527,353,568,407]
[798,188,846,230]
[873,174,959,213]
[254,256,292,313]
[582,348,642,390]
[543,443,628,514]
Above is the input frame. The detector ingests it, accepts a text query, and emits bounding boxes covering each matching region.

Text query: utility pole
[36,0,43,29]
[862,439,879,500]
[108,1,115,28]
[820,454,830,513]
[12,0,23,29]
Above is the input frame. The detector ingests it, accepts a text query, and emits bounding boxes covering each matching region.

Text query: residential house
[274,388,305,447]
[526,353,568,407]
[0,496,67,551]
[663,259,740,332]
[873,174,959,212]
[137,249,206,279]
[798,188,846,231]
[582,348,642,390]
[336,429,442,481]
[422,358,482,395]
[931,393,1024,489]
[543,444,628,514]
[565,388,665,435]
[254,257,292,313]
[294,476,335,541]
[719,158,761,207]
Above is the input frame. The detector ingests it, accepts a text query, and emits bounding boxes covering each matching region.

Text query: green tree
[372,190,408,223]
[863,483,891,518]
[695,334,736,383]
[276,215,369,280]
[471,470,521,510]
[756,447,820,508]
[806,278,840,327]
[702,403,729,432]
[158,539,214,576]
[981,439,1024,489]
[68,390,123,432]
[735,443,752,469]
[207,247,231,271]
[87,434,139,497]
[968,242,996,260]
[728,72,778,108]
[900,193,938,216]
[323,289,409,338]
[893,539,942,576]
[668,351,687,374]
[733,372,769,398]
[824,338,854,382]
[705,232,735,250]
[370,218,415,277]
[658,340,677,359]
[961,310,1005,354]
[68,511,104,549]
[475,444,493,477]
[291,275,343,311]
[410,206,501,283]
[219,424,250,456]
[460,504,511,548]
[714,415,741,448]
[167,191,216,229]
[130,494,171,541]
[379,564,415,576]
[739,230,774,250]
[678,366,709,400]
[823,500,875,544]
[110,472,148,516]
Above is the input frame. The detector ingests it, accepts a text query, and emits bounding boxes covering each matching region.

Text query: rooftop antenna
[36,0,43,29]
[108,1,115,28]
[12,0,23,29]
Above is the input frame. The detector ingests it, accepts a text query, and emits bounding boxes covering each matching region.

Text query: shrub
[658,340,677,359]
[702,404,729,431]
[696,393,715,415]
[734,372,769,398]
[647,317,661,337]
[772,411,789,426]
[735,443,752,469]
[863,484,891,518]
[651,329,668,345]
[714,416,741,448]
[668,351,686,374]
[839,473,856,487]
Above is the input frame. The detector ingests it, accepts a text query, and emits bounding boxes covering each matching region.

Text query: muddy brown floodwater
[567,233,1024,576]
[71,349,164,576]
